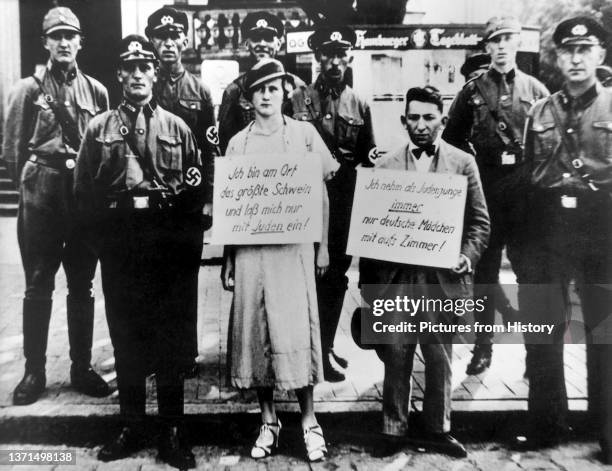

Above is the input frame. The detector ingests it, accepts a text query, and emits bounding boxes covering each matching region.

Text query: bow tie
[412,145,436,159]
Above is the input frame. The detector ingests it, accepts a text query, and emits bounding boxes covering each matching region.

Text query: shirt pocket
[157,134,183,171]
[530,122,557,162]
[592,121,612,161]
[336,113,363,151]
[76,98,102,134]
[32,96,56,139]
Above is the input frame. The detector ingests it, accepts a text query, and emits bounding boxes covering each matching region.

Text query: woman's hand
[316,243,330,278]
[221,252,235,291]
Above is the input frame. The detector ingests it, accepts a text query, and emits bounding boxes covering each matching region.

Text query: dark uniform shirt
[75,100,201,212]
[217,71,305,154]
[525,82,612,194]
[443,68,548,185]
[154,68,215,202]
[2,61,108,183]
[290,74,376,167]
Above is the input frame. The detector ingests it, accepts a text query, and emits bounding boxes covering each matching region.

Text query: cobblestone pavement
[0,440,611,470]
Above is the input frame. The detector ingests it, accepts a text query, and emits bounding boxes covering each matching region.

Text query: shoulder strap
[473,76,519,148]
[547,97,599,191]
[115,109,165,189]
[31,73,81,151]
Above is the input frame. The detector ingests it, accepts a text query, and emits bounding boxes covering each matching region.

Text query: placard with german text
[347,168,467,268]
[211,153,323,245]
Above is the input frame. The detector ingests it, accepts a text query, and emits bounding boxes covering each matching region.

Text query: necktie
[499,73,511,107]
[125,107,146,189]
[413,145,435,159]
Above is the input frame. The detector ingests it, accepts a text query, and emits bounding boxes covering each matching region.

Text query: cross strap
[547,97,599,191]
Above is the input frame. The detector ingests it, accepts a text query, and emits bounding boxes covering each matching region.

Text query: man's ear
[42,35,49,51]
[116,69,123,83]
[597,46,607,66]
[314,50,322,62]
[400,115,407,128]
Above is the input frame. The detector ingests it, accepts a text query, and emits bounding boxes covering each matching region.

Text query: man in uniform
[513,18,611,459]
[2,7,110,405]
[74,35,204,468]
[217,11,304,153]
[443,17,549,375]
[146,6,216,376]
[291,26,377,382]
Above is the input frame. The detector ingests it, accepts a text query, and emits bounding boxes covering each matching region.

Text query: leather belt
[29,154,76,170]
[106,191,174,211]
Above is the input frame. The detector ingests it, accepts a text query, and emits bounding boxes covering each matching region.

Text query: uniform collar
[559,82,600,111]
[314,74,347,99]
[47,60,79,84]
[120,98,158,117]
[488,67,516,84]
[159,66,185,84]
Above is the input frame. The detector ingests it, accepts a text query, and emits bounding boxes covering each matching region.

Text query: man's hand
[450,254,471,275]
[316,243,329,278]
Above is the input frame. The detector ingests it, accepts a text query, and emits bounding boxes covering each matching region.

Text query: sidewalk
[0,215,588,418]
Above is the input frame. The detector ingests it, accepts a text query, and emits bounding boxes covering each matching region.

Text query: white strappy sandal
[303,424,327,462]
[251,420,281,459]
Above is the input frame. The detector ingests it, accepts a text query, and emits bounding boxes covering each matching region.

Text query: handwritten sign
[347,168,467,269]
[211,153,323,245]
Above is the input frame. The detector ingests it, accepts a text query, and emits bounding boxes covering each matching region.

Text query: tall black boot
[67,296,111,397]
[14,298,52,405]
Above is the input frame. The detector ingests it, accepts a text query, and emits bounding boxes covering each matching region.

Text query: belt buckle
[65,159,76,170]
[571,159,584,169]
[560,195,577,209]
[133,196,149,209]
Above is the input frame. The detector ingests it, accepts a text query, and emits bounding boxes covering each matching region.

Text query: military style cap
[460,53,491,79]
[118,35,158,63]
[484,16,521,41]
[553,16,608,47]
[240,12,284,38]
[245,59,287,91]
[42,7,81,35]
[145,7,189,37]
[308,26,356,51]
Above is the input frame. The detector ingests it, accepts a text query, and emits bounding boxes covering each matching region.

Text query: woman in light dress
[221,59,339,462]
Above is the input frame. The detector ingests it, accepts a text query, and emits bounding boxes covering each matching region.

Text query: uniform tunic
[520,82,612,443]
[225,117,338,390]
[154,68,216,202]
[75,101,203,379]
[2,61,108,371]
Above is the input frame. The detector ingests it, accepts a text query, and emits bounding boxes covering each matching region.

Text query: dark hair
[405,86,443,113]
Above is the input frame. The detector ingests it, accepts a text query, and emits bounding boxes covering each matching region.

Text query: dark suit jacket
[359,139,490,300]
